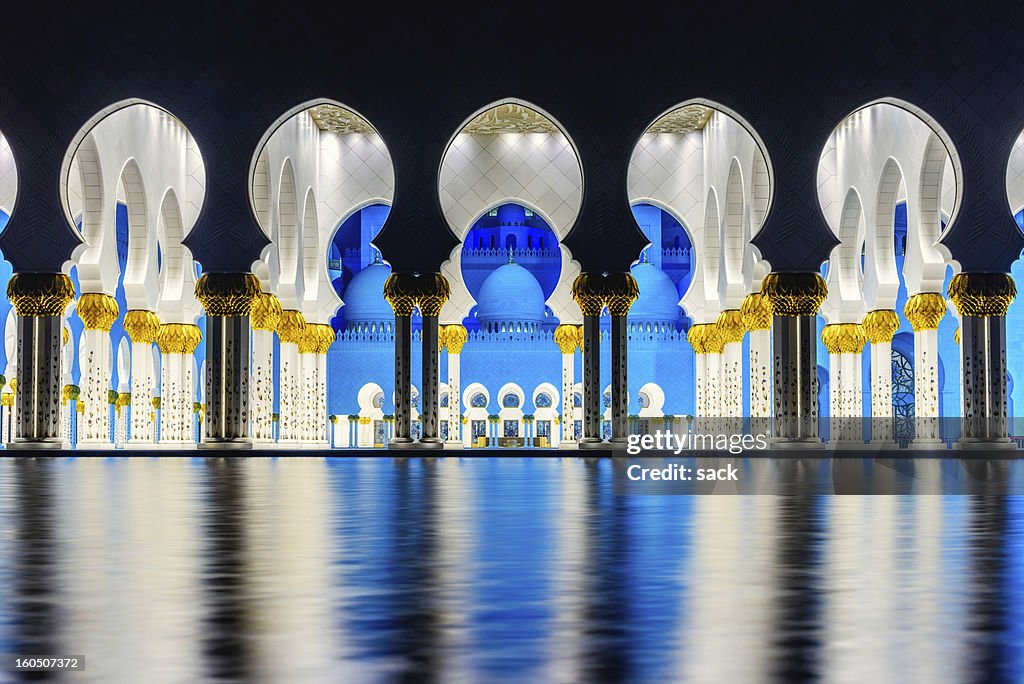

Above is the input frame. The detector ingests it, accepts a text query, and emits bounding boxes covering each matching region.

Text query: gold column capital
[78,293,119,331]
[862,309,900,343]
[571,273,606,316]
[123,310,161,344]
[156,323,202,354]
[760,272,827,317]
[62,384,80,402]
[688,322,723,354]
[948,272,1016,317]
[383,273,420,317]
[740,292,772,331]
[904,293,946,331]
[251,292,283,331]
[194,273,261,317]
[298,323,336,354]
[821,322,867,354]
[63,326,70,346]
[277,309,307,344]
[554,324,579,354]
[954,326,961,346]
[602,273,639,317]
[716,309,746,344]
[7,273,75,317]
[443,324,468,354]
[414,273,450,317]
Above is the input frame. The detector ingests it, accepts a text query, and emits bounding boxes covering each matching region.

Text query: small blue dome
[341,260,393,325]
[630,261,681,324]
[477,261,546,325]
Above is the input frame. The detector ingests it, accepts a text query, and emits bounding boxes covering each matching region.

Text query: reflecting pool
[0,457,1022,682]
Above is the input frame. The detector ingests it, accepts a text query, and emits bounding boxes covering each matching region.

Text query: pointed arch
[301,187,319,300]
[75,134,104,245]
[119,158,150,290]
[720,158,746,306]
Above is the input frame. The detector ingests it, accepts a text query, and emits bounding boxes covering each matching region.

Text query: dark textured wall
[0,2,1022,275]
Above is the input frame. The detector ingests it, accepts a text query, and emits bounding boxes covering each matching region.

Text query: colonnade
[683,272,1017,449]
[0,268,1016,450]
[2,272,338,449]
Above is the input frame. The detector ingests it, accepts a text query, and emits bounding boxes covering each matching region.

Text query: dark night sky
[0,1,1022,274]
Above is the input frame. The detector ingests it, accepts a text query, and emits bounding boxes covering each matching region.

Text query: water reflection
[0,457,1021,682]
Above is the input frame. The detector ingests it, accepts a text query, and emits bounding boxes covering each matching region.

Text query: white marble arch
[631,100,776,318]
[438,98,585,326]
[249,98,393,326]
[62,100,205,300]
[683,186,722,325]
[816,100,961,309]
[4,309,15,380]
[637,382,666,417]
[462,382,490,446]
[821,187,868,325]
[497,382,526,438]
[531,382,560,446]
[0,131,19,219]
[356,381,385,448]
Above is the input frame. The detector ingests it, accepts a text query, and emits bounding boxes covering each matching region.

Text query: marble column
[156,323,202,446]
[904,293,946,445]
[572,274,605,449]
[717,309,746,434]
[76,292,119,448]
[123,310,160,447]
[298,323,334,445]
[761,273,827,447]
[863,309,900,445]
[250,293,282,444]
[444,324,468,448]
[3,275,74,449]
[276,308,306,445]
[949,273,1016,448]
[417,274,450,450]
[114,392,130,448]
[195,273,261,449]
[688,323,723,422]
[605,273,638,446]
[59,325,74,447]
[554,324,579,448]
[61,385,77,447]
[821,323,867,446]
[384,273,417,448]
[742,293,772,434]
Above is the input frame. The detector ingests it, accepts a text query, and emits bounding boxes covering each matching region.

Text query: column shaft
[420,315,441,445]
[393,314,413,444]
[581,314,601,444]
[962,315,1009,441]
[772,315,819,443]
[204,315,250,446]
[12,315,63,446]
[448,352,461,445]
[251,329,275,441]
[560,351,575,446]
[610,314,628,442]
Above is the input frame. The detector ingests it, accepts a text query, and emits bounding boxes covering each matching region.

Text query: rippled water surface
[1,457,1023,683]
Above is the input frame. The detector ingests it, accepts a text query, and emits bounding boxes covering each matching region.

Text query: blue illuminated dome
[476,254,546,331]
[629,257,682,325]
[341,257,393,327]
